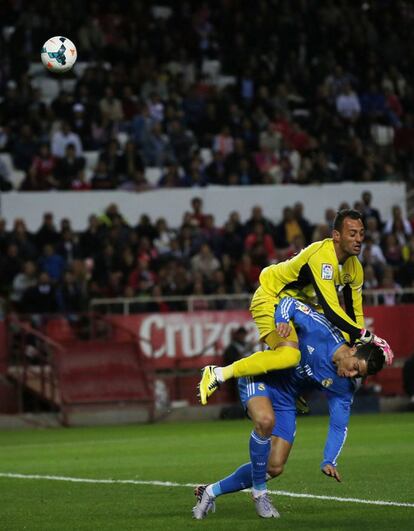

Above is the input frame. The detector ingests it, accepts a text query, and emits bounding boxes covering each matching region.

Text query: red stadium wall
[109,305,414,368]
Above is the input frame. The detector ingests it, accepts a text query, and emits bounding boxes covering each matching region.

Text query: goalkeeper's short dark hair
[355,343,385,375]
[333,209,364,232]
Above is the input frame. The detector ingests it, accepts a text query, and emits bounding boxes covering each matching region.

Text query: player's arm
[342,261,364,328]
[306,257,362,343]
[275,297,343,343]
[321,393,352,481]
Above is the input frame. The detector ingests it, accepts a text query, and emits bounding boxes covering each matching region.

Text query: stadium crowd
[0,193,414,315]
[0,1,414,191]
[0,1,414,314]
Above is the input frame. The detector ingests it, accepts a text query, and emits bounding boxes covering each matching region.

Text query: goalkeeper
[199,209,393,405]
[193,296,391,520]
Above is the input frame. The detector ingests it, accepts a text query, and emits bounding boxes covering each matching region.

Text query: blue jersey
[248,297,356,467]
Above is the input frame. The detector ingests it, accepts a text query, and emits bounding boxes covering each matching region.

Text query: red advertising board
[110,305,414,369]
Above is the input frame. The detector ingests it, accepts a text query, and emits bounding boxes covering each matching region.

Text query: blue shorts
[238,376,297,444]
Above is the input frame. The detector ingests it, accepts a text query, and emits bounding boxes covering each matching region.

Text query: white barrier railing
[89,289,414,315]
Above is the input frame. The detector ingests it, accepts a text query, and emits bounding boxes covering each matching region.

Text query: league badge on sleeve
[321,263,334,280]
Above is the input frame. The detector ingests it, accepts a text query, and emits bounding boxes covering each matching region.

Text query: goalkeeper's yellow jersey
[259,238,364,343]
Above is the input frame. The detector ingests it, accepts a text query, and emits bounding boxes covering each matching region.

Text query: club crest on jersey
[258,383,265,391]
[321,378,333,388]
[321,263,333,280]
[295,301,311,314]
[342,273,351,283]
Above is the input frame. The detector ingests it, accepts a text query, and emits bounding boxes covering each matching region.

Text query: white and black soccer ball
[40,36,77,73]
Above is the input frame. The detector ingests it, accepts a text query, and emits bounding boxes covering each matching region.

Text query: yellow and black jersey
[259,239,364,342]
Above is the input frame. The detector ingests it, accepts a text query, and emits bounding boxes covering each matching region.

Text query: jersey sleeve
[306,255,362,343]
[321,393,352,468]
[342,261,365,328]
[275,297,344,344]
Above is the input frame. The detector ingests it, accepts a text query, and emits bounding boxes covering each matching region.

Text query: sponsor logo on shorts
[321,263,334,280]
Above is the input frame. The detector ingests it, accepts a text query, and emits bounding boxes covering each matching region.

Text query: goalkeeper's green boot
[198,365,220,405]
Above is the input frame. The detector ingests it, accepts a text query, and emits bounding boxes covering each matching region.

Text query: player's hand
[322,464,341,482]
[277,322,292,338]
[359,328,373,344]
[372,335,394,366]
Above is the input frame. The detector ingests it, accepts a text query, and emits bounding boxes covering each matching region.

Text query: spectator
[292,202,313,245]
[23,143,58,190]
[222,326,251,402]
[0,243,22,290]
[153,218,176,256]
[118,169,150,192]
[0,156,12,191]
[0,218,9,254]
[245,222,277,262]
[336,83,361,122]
[10,260,38,310]
[9,219,36,260]
[99,86,124,125]
[191,243,220,279]
[90,160,115,190]
[382,233,404,268]
[378,266,402,306]
[365,216,383,245]
[213,126,234,158]
[360,190,383,229]
[57,228,82,264]
[70,103,93,149]
[188,197,208,229]
[275,206,305,249]
[35,213,61,249]
[57,270,85,313]
[168,119,196,166]
[38,244,66,281]
[51,121,83,158]
[244,205,275,237]
[79,215,105,259]
[12,125,37,172]
[99,139,124,179]
[55,143,86,189]
[205,150,227,184]
[141,122,173,167]
[20,272,58,314]
[384,205,412,246]
[360,235,386,269]
[119,140,144,181]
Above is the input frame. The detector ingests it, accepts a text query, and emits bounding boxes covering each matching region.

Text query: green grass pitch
[0,412,413,530]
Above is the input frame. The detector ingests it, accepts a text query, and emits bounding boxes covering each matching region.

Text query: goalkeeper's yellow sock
[231,346,301,378]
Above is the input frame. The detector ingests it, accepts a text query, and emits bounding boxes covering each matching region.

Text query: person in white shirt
[51,121,83,158]
[336,83,361,121]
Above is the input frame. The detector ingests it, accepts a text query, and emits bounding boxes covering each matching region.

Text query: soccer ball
[40,36,77,73]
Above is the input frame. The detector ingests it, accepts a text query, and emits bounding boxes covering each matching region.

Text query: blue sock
[211,463,252,496]
[249,430,271,492]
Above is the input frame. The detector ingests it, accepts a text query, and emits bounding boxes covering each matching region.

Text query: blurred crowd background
[1,1,414,190]
[0,0,414,312]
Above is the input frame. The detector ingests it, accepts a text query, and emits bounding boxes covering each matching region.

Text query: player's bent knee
[267,463,284,478]
[254,413,274,438]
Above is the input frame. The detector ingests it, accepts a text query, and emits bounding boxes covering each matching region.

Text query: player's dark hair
[333,209,364,232]
[355,343,385,375]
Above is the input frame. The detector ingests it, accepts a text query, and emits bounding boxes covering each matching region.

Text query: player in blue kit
[192,296,389,520]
